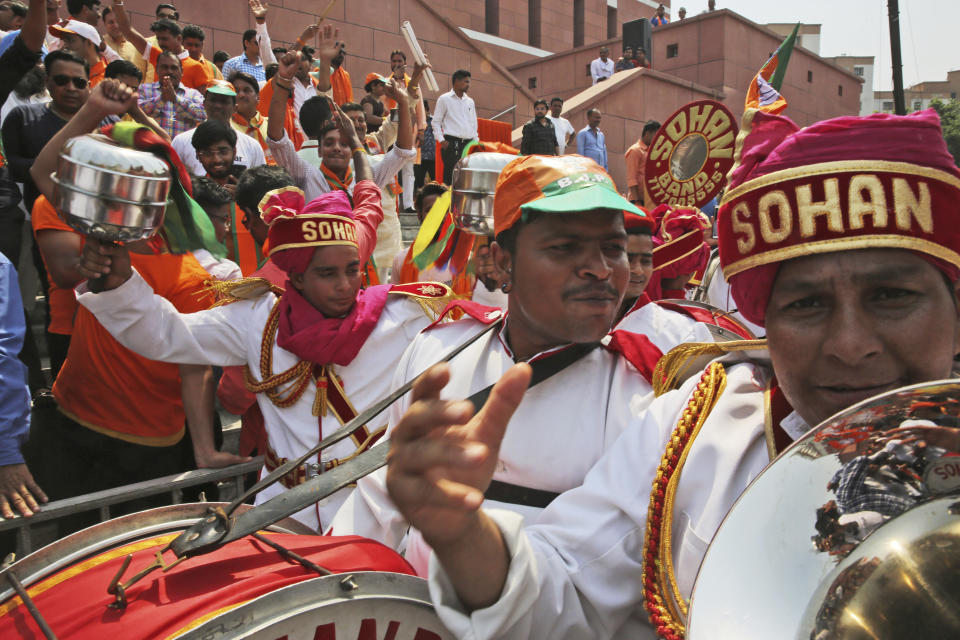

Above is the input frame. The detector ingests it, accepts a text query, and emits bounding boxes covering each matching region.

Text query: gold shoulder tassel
[205,277,285,308]
[653,339,767,396]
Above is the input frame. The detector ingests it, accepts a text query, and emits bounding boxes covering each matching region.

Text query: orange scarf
[331,67,353,106]
[232,112,276,164]
[320,163,353,194]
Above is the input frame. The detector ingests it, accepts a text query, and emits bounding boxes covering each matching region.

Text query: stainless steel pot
[51,133,172,242]
[450,152,517,236]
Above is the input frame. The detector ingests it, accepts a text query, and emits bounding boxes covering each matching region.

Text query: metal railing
[0,457,264,557]
[490,105,517,120]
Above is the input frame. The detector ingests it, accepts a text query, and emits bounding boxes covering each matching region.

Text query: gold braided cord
[642,362,727,640]
[243,299,315,409]
[661,364,727,619]
[205,276,284,308]
[652,340,767,396]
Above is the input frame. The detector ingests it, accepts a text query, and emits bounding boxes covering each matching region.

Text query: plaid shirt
[222,53,265,83]
[138,82,206,138]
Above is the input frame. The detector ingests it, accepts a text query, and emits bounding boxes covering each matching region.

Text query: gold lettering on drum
[688,103,712,133]
[732,202,755,254]
[893,178,933,233]
[301,220,318,241]
[847,175,888,229]
[666,112,687,141]
[702,109,731,144]
[758,190,793,244]
[796,178,842,238]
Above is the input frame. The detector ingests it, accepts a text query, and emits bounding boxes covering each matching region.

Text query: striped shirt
[138,82,206,138]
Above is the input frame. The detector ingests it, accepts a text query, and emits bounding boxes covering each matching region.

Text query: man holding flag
[744,23,799,115]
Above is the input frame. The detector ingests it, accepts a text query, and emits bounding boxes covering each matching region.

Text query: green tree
[930,98,960,166]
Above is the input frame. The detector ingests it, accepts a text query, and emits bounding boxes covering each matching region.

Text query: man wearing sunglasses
[2,49,90,216]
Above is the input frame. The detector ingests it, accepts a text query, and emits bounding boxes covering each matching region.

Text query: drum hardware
[5,568,57,639]
[106,548,187,609]
[250,532,333,577]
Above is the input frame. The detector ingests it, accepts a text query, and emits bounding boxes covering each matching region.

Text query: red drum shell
[0,507,415,639]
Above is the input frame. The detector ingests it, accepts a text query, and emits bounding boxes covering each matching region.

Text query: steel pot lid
[688,379,960,639]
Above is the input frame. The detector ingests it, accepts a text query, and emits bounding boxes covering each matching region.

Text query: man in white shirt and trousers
[432,69,477,185]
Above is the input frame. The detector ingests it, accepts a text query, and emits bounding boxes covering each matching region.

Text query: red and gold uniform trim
[642,362,727,640]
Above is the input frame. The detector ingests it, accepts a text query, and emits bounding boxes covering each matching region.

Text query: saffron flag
[745,23,799,114]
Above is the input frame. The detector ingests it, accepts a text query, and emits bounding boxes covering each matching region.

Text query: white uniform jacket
[327,302,712,574]
[78,272,436,531]
[429,356,808,640]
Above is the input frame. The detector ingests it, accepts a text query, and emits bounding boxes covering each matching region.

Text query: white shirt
[548,115,575,154]
[590,56,615,84]
[171,125,267,177]
[291,77,316,135]
[327,307,711,575]
[428,354,796,639]
[78,272,437,531]
[191,249,242,281]
[267,130,415,202]
[431,89,478,141]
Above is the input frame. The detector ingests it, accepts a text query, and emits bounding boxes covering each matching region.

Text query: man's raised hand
[386,362,531,547]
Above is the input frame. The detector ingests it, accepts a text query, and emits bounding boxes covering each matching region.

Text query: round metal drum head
[688,379,960,639]
[175,571,453,639]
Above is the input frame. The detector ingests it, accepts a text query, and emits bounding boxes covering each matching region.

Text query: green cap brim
[521,182,647,219]
[206,86,237,97]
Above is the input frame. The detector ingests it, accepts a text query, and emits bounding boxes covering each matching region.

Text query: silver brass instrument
[449,152,517,235]
[688,379,960,639]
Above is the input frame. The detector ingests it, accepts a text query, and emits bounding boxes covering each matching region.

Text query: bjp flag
[745,23,799,115]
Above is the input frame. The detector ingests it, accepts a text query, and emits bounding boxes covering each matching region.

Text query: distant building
[823,55,873,115]
[873,70,960,114]
[765,23,821,55]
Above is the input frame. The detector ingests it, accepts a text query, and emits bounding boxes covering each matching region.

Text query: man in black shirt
[520,99,558,156]
[3,49,90,215]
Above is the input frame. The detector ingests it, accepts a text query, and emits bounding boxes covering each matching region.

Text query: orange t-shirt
[147,46,208,91]
[90,56,106,88]
[31,196,83,336]
[256,78,305,150]
[53,252,215,446]
[225,203,264,276]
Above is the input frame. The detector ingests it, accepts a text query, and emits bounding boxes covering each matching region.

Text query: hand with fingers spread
[0,463,47,518]
[315,24,342,62]
[386,362,531,546]
[332,100,362,149]
[383,76,409,106]
[409,57,431,90]
[249,0,268,20]
[77,236,132,292]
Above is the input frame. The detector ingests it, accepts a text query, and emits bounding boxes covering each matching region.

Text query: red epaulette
[424,299,504,331]
[603,329,664,384]
[388,281,455,299]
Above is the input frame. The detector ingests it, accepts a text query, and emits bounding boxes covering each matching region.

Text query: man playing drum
[328,155,713,573]
[73,80,454,533]
[383,109,960,638]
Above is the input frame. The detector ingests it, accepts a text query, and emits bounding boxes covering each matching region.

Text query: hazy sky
[692,1,956,91]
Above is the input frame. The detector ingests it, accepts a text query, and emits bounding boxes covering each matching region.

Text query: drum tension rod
[251,533,333,577]
[5,566,58,639]
[106,549,186,610]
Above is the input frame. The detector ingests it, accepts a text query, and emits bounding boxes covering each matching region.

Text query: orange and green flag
[745,22,799,115]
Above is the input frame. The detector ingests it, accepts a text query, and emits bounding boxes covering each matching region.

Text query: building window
[952,92,957,99]
[807,70,813,83]
[528,77,537,89]
[529,0,541,47]
[667,43,678,58]
[574,0,585,48]
[854,66,864,77]
[607,6,617,39]
[882,101,894,111]
[838,85,843,96]
[485,0,499,36]
[913,100,922,111]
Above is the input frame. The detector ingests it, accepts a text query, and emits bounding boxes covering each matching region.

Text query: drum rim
[173,571,450,639]
[0,503,313,599]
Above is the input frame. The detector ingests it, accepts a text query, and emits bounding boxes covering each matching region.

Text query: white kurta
[327,306,711,574]
[78,271,434,531]
[426,356,799,639]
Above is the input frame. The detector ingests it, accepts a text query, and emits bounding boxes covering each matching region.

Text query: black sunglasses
[52,75,88,89]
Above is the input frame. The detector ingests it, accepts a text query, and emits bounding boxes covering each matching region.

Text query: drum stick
[401,20,439,92]
[316,0,337,24]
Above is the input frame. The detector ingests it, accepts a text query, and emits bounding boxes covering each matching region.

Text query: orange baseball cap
[492,155,650,237]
